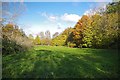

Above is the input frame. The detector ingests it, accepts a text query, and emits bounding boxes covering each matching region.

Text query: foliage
[65,2,119,49]
[28,34,34,44]
[38,31,51,45]
[52,32,59,39]
[2,23,33,55]
[51,27,73,46]
[67,42,76,48]
[106,2,120,13]
[66,15,89,48]
[34,35,41,45]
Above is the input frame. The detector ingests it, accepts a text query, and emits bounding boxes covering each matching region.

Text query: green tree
[52,27,73,46]
[34,35,41,45]
[106,2,120,14]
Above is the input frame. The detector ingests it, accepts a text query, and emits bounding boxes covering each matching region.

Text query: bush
[82,44,87,48]
[2,35,28,55]
[2,24,33,55]
[68,42,76,48]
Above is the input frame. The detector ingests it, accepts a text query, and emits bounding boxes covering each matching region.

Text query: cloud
[41,12,57,22]
[41,12,81,23]
[61,13,81,22]
[49,15,58,21]
[24,22,64,38]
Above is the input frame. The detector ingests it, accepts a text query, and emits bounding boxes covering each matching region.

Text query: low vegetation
[2,24,33,55]
[3,46,118,78]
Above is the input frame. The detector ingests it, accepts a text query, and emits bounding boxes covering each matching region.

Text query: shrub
[2,24,33,55]
[68,42,76,48]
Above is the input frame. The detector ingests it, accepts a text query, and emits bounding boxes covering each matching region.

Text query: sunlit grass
[3,46,118,78]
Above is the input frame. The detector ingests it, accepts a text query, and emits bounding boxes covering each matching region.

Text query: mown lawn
[2,46,119,78]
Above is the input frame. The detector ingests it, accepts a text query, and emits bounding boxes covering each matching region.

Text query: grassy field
[2,46,119,78]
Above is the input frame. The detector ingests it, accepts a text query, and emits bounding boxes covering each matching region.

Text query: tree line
[52,2,120,49]
[28,30,51,45]
[1,2,120,55]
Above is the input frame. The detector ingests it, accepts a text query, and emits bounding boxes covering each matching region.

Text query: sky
[15,2,110,37]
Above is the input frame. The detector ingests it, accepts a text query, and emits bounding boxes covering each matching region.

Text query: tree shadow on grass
[18,49,118,78]
[78,48,118,78]
[3,48,119,78]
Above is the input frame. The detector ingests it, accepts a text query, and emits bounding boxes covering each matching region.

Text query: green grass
[3,46,119,78]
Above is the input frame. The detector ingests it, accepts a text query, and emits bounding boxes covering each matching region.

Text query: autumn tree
[66,15,89,48]
[2,24,33,55]
[52,27,73,46]
[66,1,119,49]
[39,32,45,45]
[29,34,34,39]
[52,32,59,39]
[1,2,34,55]
[28,34,34,44]
[34,35,41,45]
[45,30,51,45]
[39,32,45,39]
